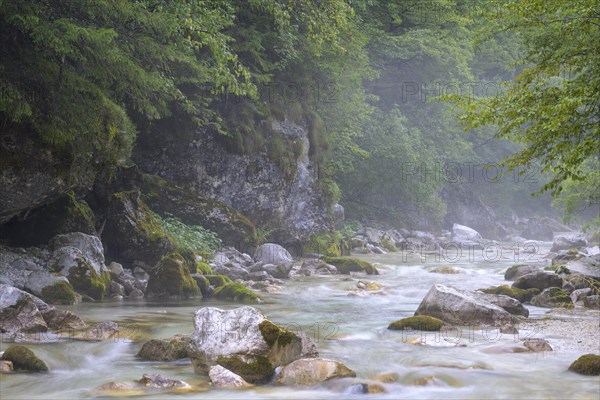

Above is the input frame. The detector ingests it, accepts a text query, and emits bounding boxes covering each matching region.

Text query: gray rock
[372,247,387,254]
[360,227,383,244]
[415,284,518,328]
[524,338,552,352]
[254,244,293,264]
[452,223,483,242]
[521,217,572,240]
[84,321,120,340]
[274,358,356,386]
[551,232,587,252]
[209,365,250,387]
[24,271,69,296]
[512,271,563,291]
[530,288,573,308]
[137,335,190,361]
[473,291,529,317]
[137,374,191,389]
[128,289,144,299]
[108,262,124,276]
[504,264,541,281]
[110,282,125,297]
[570,288,592,303]
[49,233,106,275]
[246,271,270,281]
[0,284,48,334]
[332,204,345,230]
[583,295,600,309]
[40,307,86,331]
[263,263,293,279]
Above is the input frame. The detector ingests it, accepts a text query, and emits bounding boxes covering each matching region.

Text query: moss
[568,354,600,375]
[192,275,212,296]
[204,274,232,287]
[1,346,48,372]
[216,355,274,384]
[196,262,213,275]
[481,285,540,303]
[504,264,528,280]
[388,316,445,331]
[303,231,342,257]
[213,282,260,303]
[67,259,110,300]
[258,320,295,347]
[176,247,198,273]
[321,256,378,275]
[543,287,573,305]
[146,253,201,299]
[40,281,77,305]
[380,238,398,252]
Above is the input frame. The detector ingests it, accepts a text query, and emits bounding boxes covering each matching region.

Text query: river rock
[24,271,69,297]
[254,243,293,264]
[568,354,600,375]
[472,291,529,317]
[137,374,191,389]
[0,284,48,334]
[512,271,563,291]
[49,232,106,275]
[452,223,483,242]
[347,383,386,394]
[583,295,600,309]
[108,262,124,277]
[274,358,356,386]
[521,217,572,241]
[0,345,48,372]
[415,284,518,328]
[530,288,573,308]
[40,307,86,331]
[523,338,553,352]
[504,264,541,281]
[187,306,310,383]
[137,335,190,361]
[209,365,250,387]
[82,321,120,340]
[551,233,587,252]
[0,360,13,373]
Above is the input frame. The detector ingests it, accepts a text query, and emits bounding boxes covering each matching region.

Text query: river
[1,244,599,399]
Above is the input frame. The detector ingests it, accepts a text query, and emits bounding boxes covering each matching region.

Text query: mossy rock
[102,190,176,269]
[321,257,378,275]
[146,253,201,299]
[568,354,600,375]
[259,320,295,347]
[141,174,257,246]
[196,262,213,275]
[213,282,260,303]
[380,239,398,252]
[531,287,573,308]
[204,274,232,287]
[480,285,540,303]
[191,274,212,297]
[1,346,48,372]
[216,355,274,384]
[0,191,96,246]
[40,280,77,305]
[67,259,111,300]
[388,316,445,331]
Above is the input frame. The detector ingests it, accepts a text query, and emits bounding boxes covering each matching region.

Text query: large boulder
[452,223,483,243]
[24,272,75,305]
[254,243,293,265]
[521,217,572,241]
[146,253,201,299]
[209,365,250,387]
[551,233,588,252]
[504,264,541,281]
[274,358,356,386]
[472,291,529,317]
[49,232,106,275]
[414,284,519,328]
[187,306,310,383]
[0,346,48,372]
[512,271,563,291]
[530,288,573,308]
[137,335,190,361]
[0,284,48,334]
[568,354,600,376]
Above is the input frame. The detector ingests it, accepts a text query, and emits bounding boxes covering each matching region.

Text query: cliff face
[133,119,332,242]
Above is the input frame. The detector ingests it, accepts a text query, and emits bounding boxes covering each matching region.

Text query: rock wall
[134,119,332,242]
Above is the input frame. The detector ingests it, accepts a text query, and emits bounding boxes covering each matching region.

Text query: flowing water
[1,244,599,399]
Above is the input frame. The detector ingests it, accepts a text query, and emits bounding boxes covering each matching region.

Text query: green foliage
[195,262,213,275]
[151,212,222,257]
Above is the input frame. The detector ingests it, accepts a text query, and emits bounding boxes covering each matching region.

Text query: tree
[446,0,600,196]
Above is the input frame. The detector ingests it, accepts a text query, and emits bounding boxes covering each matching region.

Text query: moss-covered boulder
[321,257,378,275]
[146,253,201,299]
[530,287,573,308]
[191,274,213,297]
[380,238,398,252]
[137,335,190,361]
[40,281,77,305]
[213,282,260,303]
[67,258,111,300]
[0,191,95,246]
[480,285,540,303]
[196,262,213,275]
[216,356,274,384]
[388,316,445,331]
[259,320,296,347]
[204,274,232,287]
[0,346,48,372]
[504,264,540,281]
[101,190,176,269]
[141,174,257,246]
[568,354,600,375]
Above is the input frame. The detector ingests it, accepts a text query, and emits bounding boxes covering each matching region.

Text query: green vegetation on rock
[146,253,201,299]
[1,346,48,372]
[204,275,232,288]
[213,282,260,303]
[481,285,540,303]
[388,316,445,332]
[195,262,213,275]
[321,257,378,275]
[40,281,77,305]
[568,354,600,376]
[216,355,274,384]
[259,320,295,347]
[152,211,222,257]
[67,259,111,301]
